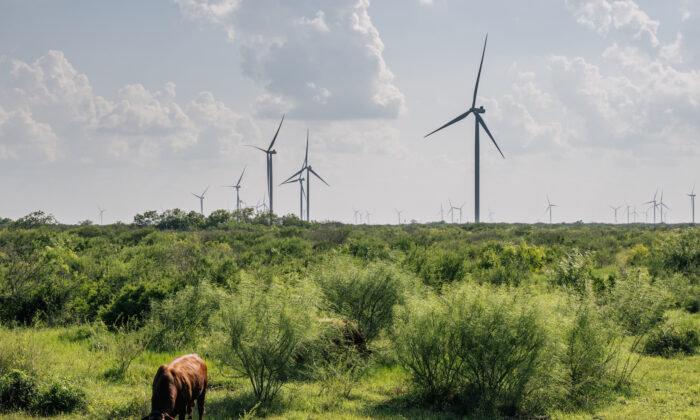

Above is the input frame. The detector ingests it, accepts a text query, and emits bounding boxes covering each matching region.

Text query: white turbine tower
[545,195,557,224]
[191,187,209,215]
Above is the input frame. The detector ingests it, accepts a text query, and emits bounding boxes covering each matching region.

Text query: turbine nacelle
[472,106,485,114]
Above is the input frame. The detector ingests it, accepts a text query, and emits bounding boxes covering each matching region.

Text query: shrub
[477,242,545,286]
[643,311,700,357]
[31,379,85,415]
[394,284,549,415]
[345,236,389,260]
[215,279,318,403]
[145,281,223,351]
[604,268,670,335]
[316,258,410,342]
[548,249,594,293]
[658,232,700,280]
[0,370,37,412]
[100,284,166,328]
[561,301,619,408]
[106,322,148,379]
[405,247,465,288]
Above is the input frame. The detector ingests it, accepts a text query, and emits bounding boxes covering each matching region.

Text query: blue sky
[1,0,698,224]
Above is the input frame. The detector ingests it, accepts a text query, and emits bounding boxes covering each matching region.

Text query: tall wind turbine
[192,186,209,215]
[644,189,659,225]
[365,210,372,225]
[353,208,362,224]
[247,115,284,214]
[448,199,460,223]
[424,34,505,223]
[395,209,403,225]
[224,166,246,212]
[488,209,495,223]
[98,207,106,225]
[439,203,445,222]
[609,205,621,224]
[545,195,557,224]
[689,185,696,224]
[282,175,305,220]
[625,203,632,224]
[281,130,329,222]
[458,203,466,223]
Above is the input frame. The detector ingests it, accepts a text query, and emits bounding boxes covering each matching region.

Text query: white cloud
[566,0,659,46]
[0,51,259,163]
[173,0,405,119]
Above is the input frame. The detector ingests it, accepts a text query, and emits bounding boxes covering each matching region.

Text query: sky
[0,0,698,225]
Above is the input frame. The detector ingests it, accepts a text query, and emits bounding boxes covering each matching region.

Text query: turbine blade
[304,130,309,167]
[472,34,488,109]
[268,114,285,150]
[246,145,268,153]
[282,168,305,184]
[309,167,329,186]
[202,186,209,196]
[476,114,504,158]
[424,110,472,138]
[236,166,246,186]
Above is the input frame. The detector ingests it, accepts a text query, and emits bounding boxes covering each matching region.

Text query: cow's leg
[197,388,206,419]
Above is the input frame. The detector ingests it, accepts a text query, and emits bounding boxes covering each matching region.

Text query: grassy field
[0,323,698,420]
[0,220,699,418]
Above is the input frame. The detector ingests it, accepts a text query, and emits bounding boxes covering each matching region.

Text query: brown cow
[142,354,207,420]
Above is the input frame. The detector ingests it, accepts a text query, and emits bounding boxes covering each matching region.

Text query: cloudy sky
[1,0,698,224]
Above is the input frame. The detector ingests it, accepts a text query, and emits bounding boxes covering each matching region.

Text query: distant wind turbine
[488,209,495,223]
[609,205,621,224]
[191,186,209,215]
[365,210,372,225]
[458,203,465,223]
[395,209,403,225]
[223,166,246,212]
[659,190,669,223]
[247,115,284,214]
[281,130,329,222]
[644,189,658,225]
[448,199,460,224]
[545,195,557,224]
[424,34,505,224]
[439,203,445,222]
[689,185,696,224]
[98,207,106,225]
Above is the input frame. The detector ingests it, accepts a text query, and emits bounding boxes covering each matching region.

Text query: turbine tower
[659,191,669,223]
[689,185,696,224]
[281,130,329,222]
[247,115,284,214]
[224,166,246,212]
[353,208,361,224]
[191,186,209,215]
[644,189,658,225]
[395,209,403,225]
[448,199,460,223]
[545,195,557,224]
[365,210,372,225]
[439,203,445,222]
[425,34,505,223]
[98,207,106,225]
[609,205,621,223]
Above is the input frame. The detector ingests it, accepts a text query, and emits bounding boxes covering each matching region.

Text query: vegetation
[0,210,698,418]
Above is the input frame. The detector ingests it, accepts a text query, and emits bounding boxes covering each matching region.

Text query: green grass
[1,323,698,419]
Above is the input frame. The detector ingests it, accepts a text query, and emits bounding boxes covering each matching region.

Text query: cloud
[0,51,259,163]
[566,0,660,46]
[0,106,60,161]
[173,0,405,119]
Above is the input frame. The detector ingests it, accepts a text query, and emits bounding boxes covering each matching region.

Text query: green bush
[477,242,545,286]
[561,301,619,408]
[31,379,85,415]
[643,311,700,357]
[394,284,548,415]
[405,247,465,288]
[659,232,700,280]
[605,268,670,335]
[316,258,410,342]
[548,249,594,293]
[0,370,37,412]
[100,284,166,327]
[145,281,223,351]
[215,279,318,403]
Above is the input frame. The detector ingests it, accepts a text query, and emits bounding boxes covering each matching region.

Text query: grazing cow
[143,354,207,420]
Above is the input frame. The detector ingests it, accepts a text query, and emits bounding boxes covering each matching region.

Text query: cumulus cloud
[173,0,406,119]
[0,51,258,163]
[566,0,660,46]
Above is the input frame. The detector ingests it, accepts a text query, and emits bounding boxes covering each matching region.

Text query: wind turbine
[689,185,696,224]
[365,210,372,225]
[353,208,362,224]
[644,189,658,225]
[488,209,495,223]
[282,174,305,220]
[545,195,557,224]
[424,34,505,223]
[439,203,445,222]
[281,130,329,222]
[458,203,466,223]
[395,209,403,225]
[223,166,246,212]
[98,207,106,225]
[247,115,284,214]
[609,205,621,224]
[448,199,460,223]
[192,186,209,215]
[625,203,632,224]
[659,190,669,223]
